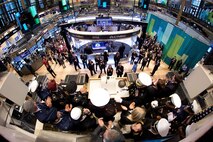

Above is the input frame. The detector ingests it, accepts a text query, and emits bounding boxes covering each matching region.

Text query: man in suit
[91,118,125,142]
[116,63,124,77]
[151,60,161,76]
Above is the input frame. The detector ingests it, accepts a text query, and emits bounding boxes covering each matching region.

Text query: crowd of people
[19,34,213,142]
[23,67,212,141]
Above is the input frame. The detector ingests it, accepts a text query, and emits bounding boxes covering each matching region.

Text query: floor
[13,56,170,84]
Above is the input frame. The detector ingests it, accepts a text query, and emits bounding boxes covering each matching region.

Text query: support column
[60,28,71,51]
[175,0,186,26]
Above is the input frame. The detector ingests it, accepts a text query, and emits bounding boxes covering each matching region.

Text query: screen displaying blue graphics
[138,0,150,10]
[96,17,112,26]
[20,50,31,59]
[98,0,110,9]
[92,42,107,50]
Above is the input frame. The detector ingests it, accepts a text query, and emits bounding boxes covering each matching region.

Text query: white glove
[151,100,158,108]
[114,96,122,103]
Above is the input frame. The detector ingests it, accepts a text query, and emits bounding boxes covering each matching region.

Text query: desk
[88,76,129,99]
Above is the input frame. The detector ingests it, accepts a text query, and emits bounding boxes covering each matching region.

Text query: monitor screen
[20,50,31,59]
[92,42,107,50]
[157,0,167,5]
[138,0,150,10]
[96,17,112,26]
[98,0,110,9]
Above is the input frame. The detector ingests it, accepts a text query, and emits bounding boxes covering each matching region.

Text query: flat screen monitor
[96,17,112,26]
[20,50,31,59]
[157,0,167,5]
[98,0,110,9]
[92,42,107,50]
[138,0,150,10]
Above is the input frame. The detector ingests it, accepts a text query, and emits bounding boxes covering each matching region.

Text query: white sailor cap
[191,100,201,114]
[28,80,38,93]
[70,107,82,120]
[151,100,158,108]
[170,93,182,108]
[136,72,152,87]
[90,88,110,107]
[156,118,171,137]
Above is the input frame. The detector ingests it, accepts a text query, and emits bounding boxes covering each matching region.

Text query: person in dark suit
[151,60,161,76]
[140,57,148,71]
[84,46,93,54]
[100,59,106,74]
[45,64,57,78]
[116,63,124,77]
[95,56,101,71]
[55,104,74,131]
[73,55,81,71]
[138,49,145,64]
[114,52,120,67]
[80,54,88,69]
[174,59,182,71]
[91,118,125,142]
[107,65,113,76]
[168,56,177,70]
[70,107,97,131]
[103,51,109,64]
[88,59,96,76]
[130,51,138,64]
[118,43,125,58]
[23,97,58,124]
[146,50,153,68]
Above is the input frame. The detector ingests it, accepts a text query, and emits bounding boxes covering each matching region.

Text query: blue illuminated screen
[92,42,107,50]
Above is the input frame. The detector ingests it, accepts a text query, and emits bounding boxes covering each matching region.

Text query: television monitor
[157,0,167,5]
[59,0,70,12]
[28,6,40,26]
[96,17,112,26]
[16,6,40,33]
[92,42,107,50]
[138,0,150,10]
[98,0,110,9]
[20,50,31,59]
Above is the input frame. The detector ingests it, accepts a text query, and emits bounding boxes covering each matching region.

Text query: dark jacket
[34,103,57,123]
[56,110,74,131]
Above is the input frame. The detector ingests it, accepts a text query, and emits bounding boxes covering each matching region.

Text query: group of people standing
[130,37,163,76]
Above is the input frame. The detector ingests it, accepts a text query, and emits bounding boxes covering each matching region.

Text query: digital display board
[29,6,40,25]
[138,0,150,10]
[20,50,31,59]
[92,42,107,50]
[98,0,110,9]
[96,17,112,26]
